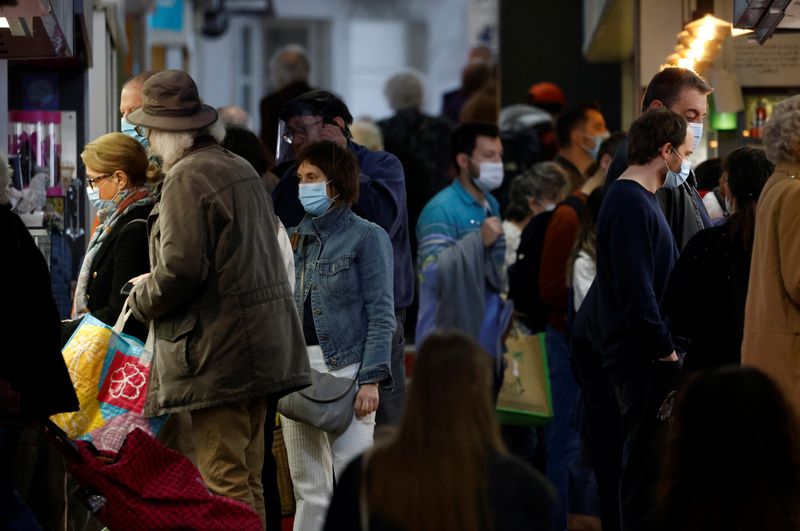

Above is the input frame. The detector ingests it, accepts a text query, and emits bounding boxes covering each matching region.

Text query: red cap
[528,82,566,106]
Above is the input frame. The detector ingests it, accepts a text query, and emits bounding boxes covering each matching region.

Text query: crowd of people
[2,42,800,531]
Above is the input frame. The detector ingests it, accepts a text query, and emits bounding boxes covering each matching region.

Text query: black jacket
[62,203,152,344]
[1,205,79,419]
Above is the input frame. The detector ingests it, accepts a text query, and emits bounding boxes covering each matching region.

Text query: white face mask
[688,122,703,151]
[474,161,504,193]
[543,203,557,212]
[663,148,691,189]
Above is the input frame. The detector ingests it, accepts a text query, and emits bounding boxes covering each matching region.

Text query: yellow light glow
[677,57,695,70]
[731,27,754,37]
[709,139,719,149]
[742,130,751,138]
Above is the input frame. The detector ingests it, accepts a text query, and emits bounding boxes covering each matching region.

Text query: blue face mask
[121,115,149,148]
[663,148,691,189]
[582,131,610,160]
[299,181,333,216]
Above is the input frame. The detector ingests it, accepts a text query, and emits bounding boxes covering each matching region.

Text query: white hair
[149,118,227,170]
[351,120,384,151]
[269,44,310,89]
[217,105,253,131]
[763,95,800,165]
[384,70,425,111]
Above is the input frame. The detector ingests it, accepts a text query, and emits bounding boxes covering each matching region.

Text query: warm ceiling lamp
[666,14,735,73]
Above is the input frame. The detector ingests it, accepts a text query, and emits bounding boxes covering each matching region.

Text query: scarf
[72,187,153,318]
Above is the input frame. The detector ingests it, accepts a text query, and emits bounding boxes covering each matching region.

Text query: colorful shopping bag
[52,305,166,452]
[496,320,553,426]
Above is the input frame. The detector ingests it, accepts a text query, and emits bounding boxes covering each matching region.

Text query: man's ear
[332,116,347,130]
[600,153,614,170]
[456,152,470,172]
[648,100,665,110]
[659,143,673,159]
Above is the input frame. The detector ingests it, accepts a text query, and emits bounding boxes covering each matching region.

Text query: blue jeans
[544,326,581,530]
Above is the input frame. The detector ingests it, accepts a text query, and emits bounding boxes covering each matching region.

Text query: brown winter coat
[742,165,800,414]
[129,140,310,416]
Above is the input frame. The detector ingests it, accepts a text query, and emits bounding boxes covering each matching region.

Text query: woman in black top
[62,132,157,343]
[323,331,555,531]
[665,146,773,372]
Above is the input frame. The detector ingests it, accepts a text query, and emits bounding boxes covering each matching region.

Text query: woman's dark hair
[566,187,605,288]
[658,367,800,531]
[627,108,688,166]
[723,146,774,253]
[366,331,506,531]
[693,157,723,191]
[294,140,360,207]
[221,125,273,175]
[641,67,713,112]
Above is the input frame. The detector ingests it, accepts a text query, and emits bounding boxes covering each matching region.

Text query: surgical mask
[299,181,334,216]
[85,185,116,212]
[544,203,557,212]
[688,122,703,151]
[583,131,611,160]
[121,115,149,148]
[474,161,504,193]
[663,148,691,189]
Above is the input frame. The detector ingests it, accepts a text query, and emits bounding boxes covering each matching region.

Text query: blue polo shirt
[416,179,501,273]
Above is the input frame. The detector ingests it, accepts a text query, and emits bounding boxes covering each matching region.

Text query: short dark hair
[294,140,360,207]
[221,125,272,175]
[556,103,601,147]
[641,67,713,113]
[451,122,500,167]
[280,90,354,138]
[693,158,723,191]
[627,108,688,166]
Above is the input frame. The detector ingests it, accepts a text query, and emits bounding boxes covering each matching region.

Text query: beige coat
[742,165,800,414]
[129,141,310,416]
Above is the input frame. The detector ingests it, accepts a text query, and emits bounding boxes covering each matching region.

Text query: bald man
[120,71,158,145]
[259,45,314,157]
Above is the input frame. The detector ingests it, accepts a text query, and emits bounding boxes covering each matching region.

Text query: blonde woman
[62,132,157,343]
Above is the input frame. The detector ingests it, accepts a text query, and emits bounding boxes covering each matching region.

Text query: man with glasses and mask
[272,90,413,429]
[415,123,510,380]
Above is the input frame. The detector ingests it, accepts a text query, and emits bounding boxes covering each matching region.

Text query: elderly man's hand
[318,123,348,147]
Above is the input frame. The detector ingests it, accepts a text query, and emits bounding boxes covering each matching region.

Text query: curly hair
[762,95,800,165]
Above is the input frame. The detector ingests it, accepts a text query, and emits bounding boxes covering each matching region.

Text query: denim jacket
[289,206,395,387]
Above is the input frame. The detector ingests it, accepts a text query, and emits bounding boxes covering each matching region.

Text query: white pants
[281,346,375,531]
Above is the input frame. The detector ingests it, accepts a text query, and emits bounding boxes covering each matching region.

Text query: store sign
[733,33,800,87]
[149,0,184,32]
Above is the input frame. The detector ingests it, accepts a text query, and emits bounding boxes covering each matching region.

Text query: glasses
[86,173,113,190]
[282,118,324,145]
[134,125,150,139]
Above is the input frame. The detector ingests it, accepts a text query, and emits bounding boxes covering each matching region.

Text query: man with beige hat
[126,70,310,526]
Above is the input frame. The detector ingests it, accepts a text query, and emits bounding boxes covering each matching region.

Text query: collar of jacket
[295,205,352,237]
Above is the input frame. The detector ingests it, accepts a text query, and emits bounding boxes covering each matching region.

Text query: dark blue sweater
[596,180,678,370]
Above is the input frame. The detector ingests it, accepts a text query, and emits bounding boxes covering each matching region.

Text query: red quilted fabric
[67,428,262,530]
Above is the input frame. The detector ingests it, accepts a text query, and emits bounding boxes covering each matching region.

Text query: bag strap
[112,301,133,335]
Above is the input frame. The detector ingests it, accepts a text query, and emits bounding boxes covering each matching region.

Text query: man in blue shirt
[272,90,413,428]
[415,122,508,360]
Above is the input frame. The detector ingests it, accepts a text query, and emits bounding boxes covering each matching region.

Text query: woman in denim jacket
[281,140,395,531]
